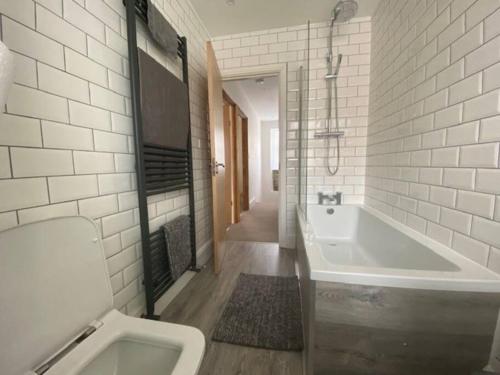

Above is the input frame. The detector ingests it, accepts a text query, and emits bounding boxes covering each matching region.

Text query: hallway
[160,241,302,375]
[225,202,279,243]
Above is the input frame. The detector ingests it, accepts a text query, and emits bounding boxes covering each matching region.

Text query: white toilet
[0,216,205,375]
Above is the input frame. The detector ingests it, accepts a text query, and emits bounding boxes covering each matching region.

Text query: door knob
[211,158,225,175]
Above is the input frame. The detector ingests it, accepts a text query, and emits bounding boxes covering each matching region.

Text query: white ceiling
[224,76,279,121]
[191,0,380,37]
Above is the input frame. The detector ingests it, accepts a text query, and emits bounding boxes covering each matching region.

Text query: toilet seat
[0,216,205,375]
[44,309,204,375]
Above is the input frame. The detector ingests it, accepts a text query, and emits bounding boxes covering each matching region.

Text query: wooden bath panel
[313,281,500,375]
[296,225,315,375]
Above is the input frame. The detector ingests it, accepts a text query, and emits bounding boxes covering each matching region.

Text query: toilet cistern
[0,216,205,375]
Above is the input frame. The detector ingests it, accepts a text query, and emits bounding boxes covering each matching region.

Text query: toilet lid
[0,216,113,375]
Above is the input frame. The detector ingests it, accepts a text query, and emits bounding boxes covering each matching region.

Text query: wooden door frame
[222,91,239,223]
[222,91,249,224]
[221,64,289,249]
[222,96,233,230]
[231,104,240,223]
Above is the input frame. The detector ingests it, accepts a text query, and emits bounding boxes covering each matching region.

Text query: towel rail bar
[125,0,199,320]
[146,185,190,196]
[145,169,188,175]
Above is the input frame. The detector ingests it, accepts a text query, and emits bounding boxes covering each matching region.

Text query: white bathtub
[298,204,500,292]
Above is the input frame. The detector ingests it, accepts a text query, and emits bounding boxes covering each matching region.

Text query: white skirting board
[249,198,256,209]
[154,240,213,315]
[196,239,213,267]
[154,270,196,316]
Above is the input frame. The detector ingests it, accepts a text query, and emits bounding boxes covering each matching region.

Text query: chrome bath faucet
[318,192,342,205]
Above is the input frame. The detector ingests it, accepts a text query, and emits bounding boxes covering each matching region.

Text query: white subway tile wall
[2,0,500,316]
[366,0,500,272]
[212,18,371,247]
[0,0,212,315]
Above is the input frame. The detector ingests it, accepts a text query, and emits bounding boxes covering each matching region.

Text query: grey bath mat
[212,273,304,351]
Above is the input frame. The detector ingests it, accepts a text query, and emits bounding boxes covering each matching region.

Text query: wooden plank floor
[225,202,279,243]
[160,241,303,375]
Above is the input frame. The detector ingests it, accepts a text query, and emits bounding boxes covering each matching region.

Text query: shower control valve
[318,191,342,205]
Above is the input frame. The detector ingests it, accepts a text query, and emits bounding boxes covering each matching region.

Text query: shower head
[331,0,358,23]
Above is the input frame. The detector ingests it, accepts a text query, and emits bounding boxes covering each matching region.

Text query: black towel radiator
[124,0,198,320]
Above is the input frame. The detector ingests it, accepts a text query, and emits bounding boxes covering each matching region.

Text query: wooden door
[241,116,250,211]
[207,41,226,274]
[235,111,250,213]
[235,113,243,217]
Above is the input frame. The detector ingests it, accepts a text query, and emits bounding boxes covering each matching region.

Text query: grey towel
[147,0,178,58]
[138,49,190,150]
[162,215,191,280]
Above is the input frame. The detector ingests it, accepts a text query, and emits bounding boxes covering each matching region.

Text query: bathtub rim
[297,204,500,293]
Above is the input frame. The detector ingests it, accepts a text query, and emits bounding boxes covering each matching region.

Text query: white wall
[212,18,371,246]
[0,0,212,316]
[260,120,279,203]
[223,80,262,204]
[366,0,500,273]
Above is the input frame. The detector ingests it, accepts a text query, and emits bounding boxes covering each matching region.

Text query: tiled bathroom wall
[0,0,212,315]
[366,0,500,272]
[212,18,371,247]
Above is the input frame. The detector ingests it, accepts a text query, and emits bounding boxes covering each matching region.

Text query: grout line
[7,146,13,179]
